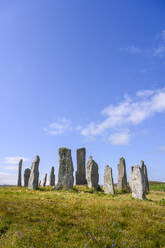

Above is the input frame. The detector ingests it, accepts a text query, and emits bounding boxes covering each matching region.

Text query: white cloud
[157,146,165,152]
[162,30,165,42]
[75,125,83,131]
[154,46,165,57]
[4,157,29,164]
[120,45,142,54]
[0,172,9,176]
[109,131,130,145]
[154,30,165,57]
[0,166,17,170]
[0,173,17,185]
[120,31,165,58]
[136,90,154,98]
[80,87,165,144]
[44,117,72,136]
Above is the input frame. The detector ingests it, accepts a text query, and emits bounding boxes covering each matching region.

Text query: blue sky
[0,0,165,185]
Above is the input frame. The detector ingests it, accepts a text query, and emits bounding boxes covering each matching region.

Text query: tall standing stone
[55,148,74,190]
[76,148,86,185]
[24,168,31,187]
[141,160,149,193]
[117,157,127,190]
[103,165,114,194]
[49,166,55,186]
[28,155,40,190]
[87,156,99,189]
[17,159,23,186]
[129,166,134,191]
[42,173,47,187]
[131,165,146,200]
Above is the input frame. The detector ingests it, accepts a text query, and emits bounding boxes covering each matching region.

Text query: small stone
[103,165,114,194]
[28,155,40,190]
[24,168,31,187]
[17,159,23,187]
[55,148,74,190]
[87,156,99,189]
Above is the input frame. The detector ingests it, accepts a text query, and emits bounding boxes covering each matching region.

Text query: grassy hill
[0,183,165,248]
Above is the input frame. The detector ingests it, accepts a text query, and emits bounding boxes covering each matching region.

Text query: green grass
[0,185,165,248]
[149,181,165,192]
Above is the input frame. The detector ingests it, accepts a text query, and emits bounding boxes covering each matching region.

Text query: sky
[0,0,165,185]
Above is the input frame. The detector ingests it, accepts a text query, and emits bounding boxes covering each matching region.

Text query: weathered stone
[87,156,99,189]
[117,157,127,190]
[17,159,23,186]
[103,165,114,194]
[49,166,55,186]
[55,148,74,190]
[76,148,86,185]
[129,166,134,191]
[42,173,47,187]
[131,165,146,200]
[141,160,149,193]
[24,168,31,187]
[28,155,40,190]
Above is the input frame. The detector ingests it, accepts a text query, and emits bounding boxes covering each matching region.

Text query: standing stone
[28,155,40,190]
[117,157,127,190]
[141,160,149,193]
[49,166,55,186]
[42,173,47,187]
[17,159,23,186]
[39,180,41,186]
[55,148,74,190]
[24,168,31,187]
[131,165,146,200]
[129,166,134,191]
[103,165,114,194]
[76,148,86,185]
[87,156,99,189]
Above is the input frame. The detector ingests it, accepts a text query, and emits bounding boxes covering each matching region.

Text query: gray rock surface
[87,156,99,189]
[117,157,127,190]
[55,148,74,190]
[103,165,114,194]
[42,173,47,187]
[129,166,134,191]
[24,168,31,187]
[131,165,146,200]
[76,148,86,185]
[28,155,40,190]
[17,159,23,186]
[49,166,55,186]
[141,160,149,193]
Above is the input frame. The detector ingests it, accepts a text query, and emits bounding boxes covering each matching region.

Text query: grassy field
[149,181,165,192]
[0,184,165,248]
